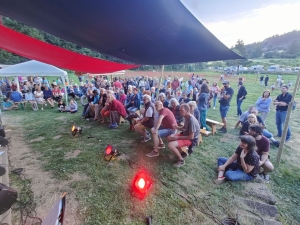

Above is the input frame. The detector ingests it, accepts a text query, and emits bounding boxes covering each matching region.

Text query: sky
[181,0,300,47]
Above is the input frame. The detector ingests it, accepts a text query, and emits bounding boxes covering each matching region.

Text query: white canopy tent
[0,60,70,104]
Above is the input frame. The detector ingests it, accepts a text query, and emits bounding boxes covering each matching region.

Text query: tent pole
[64,74,70,107]
[156,65,164,97]
[15,76,20,92]
[276,70,300,166]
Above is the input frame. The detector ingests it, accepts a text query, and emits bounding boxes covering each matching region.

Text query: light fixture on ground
[131,169,153,200]
[104,145,120,161]
[71,126,82,136]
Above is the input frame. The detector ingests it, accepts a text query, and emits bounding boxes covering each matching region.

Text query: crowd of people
[1,73,294,181]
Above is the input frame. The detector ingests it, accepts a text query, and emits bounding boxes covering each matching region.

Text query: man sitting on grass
[146,101,177,158]
[248,124,274,181]
[234,105,256,129]
[10,87,24,109]
[167,104,200,167]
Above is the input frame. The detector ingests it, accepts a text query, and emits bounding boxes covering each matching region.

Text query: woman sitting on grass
[239,113,257,136]
[43,86,55,108]
[25,90,38,111]
[214,135,259,184]
[187,101,200,124]
[105,94,127,129]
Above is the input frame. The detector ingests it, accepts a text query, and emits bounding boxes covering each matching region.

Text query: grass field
[5,71,300,224]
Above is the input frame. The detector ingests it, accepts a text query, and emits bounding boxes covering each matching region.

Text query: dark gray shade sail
[0,0,244,65]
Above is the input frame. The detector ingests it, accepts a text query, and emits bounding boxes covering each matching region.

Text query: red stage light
[132,169,153,200]
[105,145,112,155]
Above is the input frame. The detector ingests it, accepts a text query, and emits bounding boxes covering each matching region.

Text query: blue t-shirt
[10,91,23,102]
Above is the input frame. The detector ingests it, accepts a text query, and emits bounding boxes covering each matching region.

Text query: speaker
[0,126,5,138]
[0,166,5,176]
[0,183,18,215]
[0,137,8,147]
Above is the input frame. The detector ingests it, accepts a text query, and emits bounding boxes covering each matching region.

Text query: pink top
[210,86,220,94]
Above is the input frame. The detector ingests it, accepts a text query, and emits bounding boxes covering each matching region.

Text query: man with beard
[248,124,274,181]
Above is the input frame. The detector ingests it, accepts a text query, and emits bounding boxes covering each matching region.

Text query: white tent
[0,60,70,104]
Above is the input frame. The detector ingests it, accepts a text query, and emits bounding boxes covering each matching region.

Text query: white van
[268,65,280,72]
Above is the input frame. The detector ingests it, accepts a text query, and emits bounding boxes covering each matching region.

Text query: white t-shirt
[34,91,43,98]
[145,106,153,117]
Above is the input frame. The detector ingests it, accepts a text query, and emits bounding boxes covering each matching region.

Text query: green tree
[287,40,299,55]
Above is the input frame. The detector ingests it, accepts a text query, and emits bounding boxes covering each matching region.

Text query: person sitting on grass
[25,90,38,111]
[248,124,274,181]
[179,92,190,105]
[146,101,177,158]
[64,98,78,113]
[52,84,62,103]
[134,94,157,142]
[106,94,127,129]
[94,88,107,121]
[34,86,47,110]
[2,98,18,111]
[126,88,141,114]
[214,135,259,184]
[57,99,66,112]
[187,101,200,124]
[234,105,256,129]
[158,92,169,108]
[43,86,55,108]
[89,90,100,120]
[167,104,200,167]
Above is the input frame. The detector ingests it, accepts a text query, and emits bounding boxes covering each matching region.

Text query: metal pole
[276,70,300,166]
[156,65,164,97]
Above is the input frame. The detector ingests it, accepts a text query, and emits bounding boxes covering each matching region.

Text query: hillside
[245,30,300,59]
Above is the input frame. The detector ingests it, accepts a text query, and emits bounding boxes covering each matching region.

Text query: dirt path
[3,114,82,225]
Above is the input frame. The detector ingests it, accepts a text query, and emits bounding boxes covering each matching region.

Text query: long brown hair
[262,90,270,98]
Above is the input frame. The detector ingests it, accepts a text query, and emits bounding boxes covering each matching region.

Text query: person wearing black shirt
[214,135,259,184]
[218,80,234,133]
[236,81,247,116]
[264,75,269,87]
[273,85,292,142]
[260,75,264,85]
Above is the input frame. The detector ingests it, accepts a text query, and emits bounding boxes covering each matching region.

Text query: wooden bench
[206,119,224,135]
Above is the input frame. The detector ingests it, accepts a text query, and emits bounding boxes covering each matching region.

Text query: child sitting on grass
[2,98,18,111]
[64,98,78,114]
[57,99,66,112]
[271,83,275,91]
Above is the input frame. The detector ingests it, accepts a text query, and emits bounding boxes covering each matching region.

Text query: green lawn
[6,72,300,224]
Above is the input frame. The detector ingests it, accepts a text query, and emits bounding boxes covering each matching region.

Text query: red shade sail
[0,25,139,73]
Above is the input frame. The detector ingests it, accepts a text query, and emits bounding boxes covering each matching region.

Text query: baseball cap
[222,80,229,84]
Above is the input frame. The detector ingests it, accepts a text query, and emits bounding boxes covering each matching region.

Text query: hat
[53,82,57,86]
[74,83,78,86]
[222,80,229,84]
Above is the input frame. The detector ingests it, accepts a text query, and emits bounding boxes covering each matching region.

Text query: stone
[242,182,277,205]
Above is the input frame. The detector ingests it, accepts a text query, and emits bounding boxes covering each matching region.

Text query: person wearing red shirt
[105,93,127,129]
[113,78,123,90]
[146,101,177,157]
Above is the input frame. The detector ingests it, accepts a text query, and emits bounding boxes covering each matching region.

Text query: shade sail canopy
[0,0,243,65]
[0,25,139,73]
[0,60,67,77]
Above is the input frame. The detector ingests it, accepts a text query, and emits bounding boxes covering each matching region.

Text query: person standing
[259,75,264,85]
[255,90,272,123]
[218,81,234,133]
[236,81,247,116]
[264,75,269,87]
[210,82,220,109]
[197,83,210,130]
[273,85,292,142]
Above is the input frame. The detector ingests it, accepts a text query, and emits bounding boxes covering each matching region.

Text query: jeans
[275,110,291,139]
[213,95,218,108]
[220,105,230,118]
[217,157,254,181]
[237,99,243,116]
[262,129,273,139]
[200,109,209,130]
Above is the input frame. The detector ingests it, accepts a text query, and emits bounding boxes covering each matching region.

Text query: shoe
[214,178,225,185]
[276,134,281,138]
[272,140,280,147]
[259,173,265,179]
[218,127,225,131]
[285,137,291,142]
[141,136,151,142]
[146,150,159,157]
[109,123,118,129]
[45,104,47,106]
[213,107,215,110]
[181,151,188,159]
[188,146,194,155]
[153,144,165,149]
[41,107,44,110]
[218,128,227,133]
[174,159,185,167]
[264,174,270,181]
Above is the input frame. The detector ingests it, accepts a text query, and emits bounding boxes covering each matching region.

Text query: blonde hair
[107,93,116,102]
[247,114,258,124]
[187,101,197,108]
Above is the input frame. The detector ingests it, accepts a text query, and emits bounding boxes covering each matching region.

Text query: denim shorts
[157,128,176,138]
[220,105,230,118]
